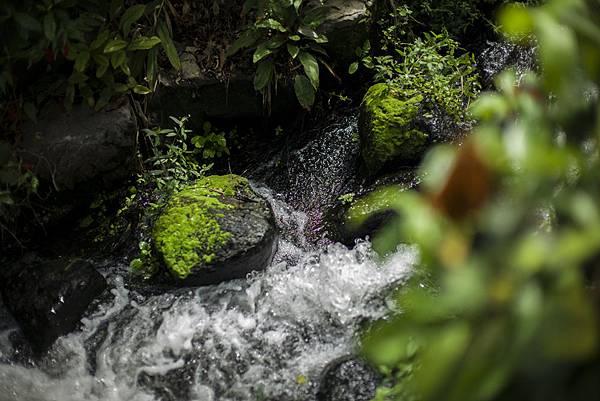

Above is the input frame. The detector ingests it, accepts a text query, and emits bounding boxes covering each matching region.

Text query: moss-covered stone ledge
[151,174,278,286]
[358,83,429,177]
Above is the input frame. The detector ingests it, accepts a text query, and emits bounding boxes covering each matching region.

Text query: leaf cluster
[228,0,334,110]
[358,1,600,400]
[0,0,182,111]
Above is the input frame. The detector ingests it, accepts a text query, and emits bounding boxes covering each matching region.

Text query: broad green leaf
[289,34,301,41]
[43,13,56,40]
[255,18,287,32]
[299,51,319,89]
[157,21,181,70]
[302,6,330,28]
[146,48,158,86]
[120,4,146,37]
[348,61,359,74]
[297,26,318,39]
[265,35,287,49]
[104,39,128,53]
[128,36,161,51]
[14,12,41,32]
[254,59,274,91]
[294,74,315,110]
[253,43,273,63]
[90,30,110,50]
[74,51,90,72]
[111,50,126,68]
[133,84,152,94]
[287,43,299,59]
[94,54,109,78]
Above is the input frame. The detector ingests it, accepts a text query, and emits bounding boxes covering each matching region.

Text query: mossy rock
[358,83,429,177]
[152,174,277,286]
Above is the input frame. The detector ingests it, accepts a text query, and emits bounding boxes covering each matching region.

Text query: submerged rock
[478,40,537,88]
[317,356,382,401]
[358,83,429,177]
[152,175,277,286]
[20,100,137,191]
[0,257,106,353]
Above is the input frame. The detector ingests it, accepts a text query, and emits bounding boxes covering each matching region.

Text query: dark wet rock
[151,175,277,286]
[478,40,537,88]
[317,356,382,401]
[0,257,107,353]
[320,0,370,66]
[257,115,360,242]
[151,56,296,125]
[20,100,137,191]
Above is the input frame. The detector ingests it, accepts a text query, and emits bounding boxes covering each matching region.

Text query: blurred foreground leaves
[357,1,600,400]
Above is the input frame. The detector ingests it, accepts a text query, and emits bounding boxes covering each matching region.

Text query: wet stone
[317,356,382,401]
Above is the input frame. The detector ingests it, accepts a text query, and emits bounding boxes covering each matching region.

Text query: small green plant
[338,192,356,205]
[130,240,158,279]
[142,115,218,192]
[191,121,230,159]
[354,31,480,121]
[227,0,334,110]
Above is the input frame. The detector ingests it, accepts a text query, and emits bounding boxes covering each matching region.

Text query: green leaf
[74,51,90,72]
[297,26,318,39]
[253,43,273,63]
[94,54,109,78]
[120,4,146,37]
[133,84,152,94]
[299,51,319,89]
[302,6,330,28]
[43,13,56,40]
[14,12,41,32]
[146,48,158,86]
[104,39,128,53]
[289,34,301,41]
[287,43,299,59]
[128,36,161,51]
[157,21,181,70]
[294,74,315,110]
[90,30,110,50]
[110,0,125,19]
[348,61,359,74]
[111,50,126,68]
[255,18,287,32]
[254,59,274,91]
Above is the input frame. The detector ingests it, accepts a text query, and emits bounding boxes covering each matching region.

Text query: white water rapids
[0,117,417,401]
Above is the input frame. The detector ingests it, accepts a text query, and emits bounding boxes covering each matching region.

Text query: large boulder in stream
[152,175,277,286]
[0,257,107,353]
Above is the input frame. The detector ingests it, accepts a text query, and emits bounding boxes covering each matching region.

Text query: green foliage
[358,0,600,400]
[141,115,226,193]
[338,192,356,205]
[227,0,333,110]
[355,32,480,121]
[0,0,181,110]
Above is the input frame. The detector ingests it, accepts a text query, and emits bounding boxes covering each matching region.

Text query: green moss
[360,83,429,176]
[152,174,250,279]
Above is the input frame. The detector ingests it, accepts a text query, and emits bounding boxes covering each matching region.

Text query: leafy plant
[354,31,480,121]
[227,0,334,110]
[0,0,181,111]
[191,121,230,159]
[358,1,600,400]
[141,115,219,192]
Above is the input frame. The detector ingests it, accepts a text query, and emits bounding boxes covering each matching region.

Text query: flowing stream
[0,115,418,401]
